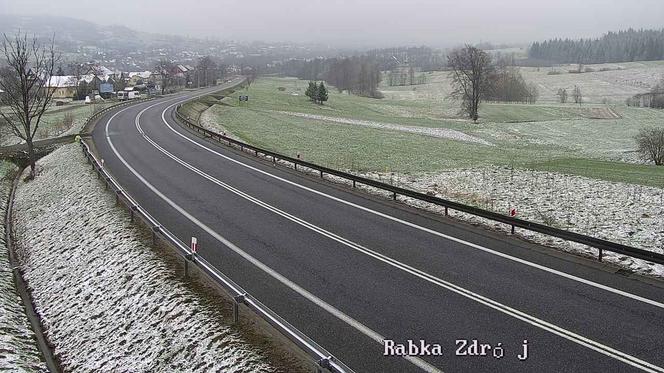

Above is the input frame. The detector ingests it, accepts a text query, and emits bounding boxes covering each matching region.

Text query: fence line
[173,101,664,267]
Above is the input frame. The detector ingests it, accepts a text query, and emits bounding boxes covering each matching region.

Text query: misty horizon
[1,0,664,48]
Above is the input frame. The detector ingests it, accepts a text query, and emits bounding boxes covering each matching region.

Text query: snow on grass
[0,161,46,372]
[274,111,493,145]
[376,167,664,277]
[12,145,293,372]
[1,102,116,146]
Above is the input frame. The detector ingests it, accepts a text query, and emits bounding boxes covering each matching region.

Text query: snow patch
[274,110,493,145]
[363,167,664,277]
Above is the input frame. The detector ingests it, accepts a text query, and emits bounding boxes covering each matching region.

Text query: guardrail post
[320,170,323,179]
[152,225,160,245]
[511,224,515,235]
[295,163,298,171]
[317,357,332,373]
[130,205,137,222]
[444,206,448,216]
[393,192,397,201]
[254,149,258,156]
[233,294,246,324]
[598,248,603,262]
[352,180,356,188]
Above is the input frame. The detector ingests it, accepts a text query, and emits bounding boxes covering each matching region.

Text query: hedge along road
[91,79,664,373]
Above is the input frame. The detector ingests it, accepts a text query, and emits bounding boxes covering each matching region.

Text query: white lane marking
[159,100,664,311]
[131,104,664,373]
[104,103,442,373]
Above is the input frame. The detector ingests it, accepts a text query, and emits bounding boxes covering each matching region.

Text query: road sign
[191,237,198,253]
[510,208,517,217]
[239,95,249,102]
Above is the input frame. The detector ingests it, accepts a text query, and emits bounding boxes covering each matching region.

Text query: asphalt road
[92,80,664,373]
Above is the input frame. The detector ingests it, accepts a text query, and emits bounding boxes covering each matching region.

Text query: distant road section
[92,79,664,373]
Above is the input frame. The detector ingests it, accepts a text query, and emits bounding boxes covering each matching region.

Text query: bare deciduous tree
[557,88,568,103]
[635,127,664,165]
[196,56,217,87]
[447,45,492,122]
[572,85,583,104]
[0,32,59,178]
[155,59,174,95]
[67,62,92,99]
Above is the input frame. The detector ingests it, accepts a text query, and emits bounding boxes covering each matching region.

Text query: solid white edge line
[106,102,442,373]
[158,98,664,312]
[131,101,664,372]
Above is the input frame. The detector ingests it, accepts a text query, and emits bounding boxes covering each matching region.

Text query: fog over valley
[1,0,664,47]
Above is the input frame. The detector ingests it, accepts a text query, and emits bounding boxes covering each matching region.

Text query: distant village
[46,62,242,103]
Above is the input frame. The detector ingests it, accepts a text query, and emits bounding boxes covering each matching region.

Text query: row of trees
[292,56,383,98]
[485,65,539,104]
[364,46,445,71]
[556,86,583,104]
[305,81,328,104]
[386,67,427,86]
[529,29,664,64]
[154,56,227,95]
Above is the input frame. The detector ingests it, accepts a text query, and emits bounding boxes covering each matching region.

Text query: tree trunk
[26,136,36,179]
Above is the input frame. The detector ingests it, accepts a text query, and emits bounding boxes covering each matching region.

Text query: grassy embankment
[185,73,664,188]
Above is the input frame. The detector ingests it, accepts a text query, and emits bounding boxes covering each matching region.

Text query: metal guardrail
[174,102,664,267]
[81,94,353,373]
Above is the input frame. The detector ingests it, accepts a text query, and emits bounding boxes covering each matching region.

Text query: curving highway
[91,79,664,373]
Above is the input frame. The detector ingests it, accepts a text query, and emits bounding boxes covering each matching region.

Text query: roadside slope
[12,144,301,372]
[0,161,45,371]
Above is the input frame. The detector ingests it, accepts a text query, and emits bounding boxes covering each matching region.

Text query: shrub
[63,112,74,128]
[635,127,664,165]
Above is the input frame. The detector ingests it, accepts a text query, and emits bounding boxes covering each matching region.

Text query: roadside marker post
[191,236,198,258]
[185,236,198,278]
[510,208,517,234]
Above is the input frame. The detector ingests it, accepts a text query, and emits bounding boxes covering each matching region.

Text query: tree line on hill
[528,29,664,64]
[364,46,445,71]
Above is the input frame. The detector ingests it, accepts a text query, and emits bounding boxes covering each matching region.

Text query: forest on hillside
[529,29,664,64]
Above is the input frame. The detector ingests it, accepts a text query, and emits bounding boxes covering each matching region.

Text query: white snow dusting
[0,163,46,372]
[367,167,664,277]
[12,145,289,372]
[274,110,493,145]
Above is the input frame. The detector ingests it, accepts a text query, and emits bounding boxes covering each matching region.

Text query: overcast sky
[1,0,663,47]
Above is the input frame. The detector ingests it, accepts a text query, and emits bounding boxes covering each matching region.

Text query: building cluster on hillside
[45,63,201,101]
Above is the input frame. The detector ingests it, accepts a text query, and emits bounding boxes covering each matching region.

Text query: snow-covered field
[0,161,46,372]
[363,167,664,277]
[12,145,300,372]
[382,61,664,104]
[274,110,492,145]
